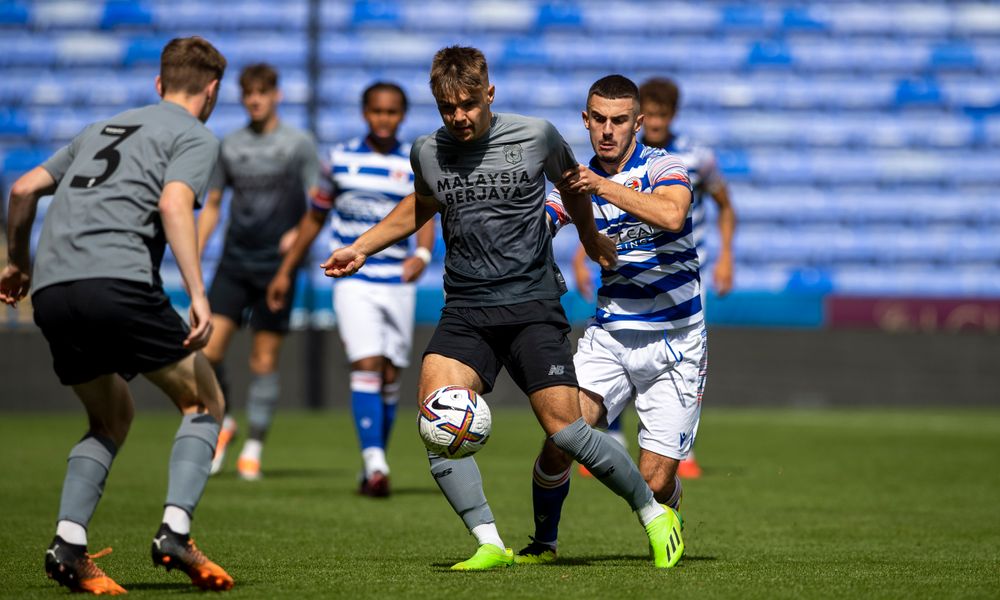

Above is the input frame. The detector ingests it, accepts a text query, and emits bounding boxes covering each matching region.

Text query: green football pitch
[2,408,998,599]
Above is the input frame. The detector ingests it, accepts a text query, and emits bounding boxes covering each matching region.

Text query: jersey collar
[588,141,646,177]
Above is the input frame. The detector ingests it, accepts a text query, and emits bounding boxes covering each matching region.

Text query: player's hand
[278,228,298,256]
[713,254,734,297]
[559,164,605,196]
[401,256,427,283]
[0,264,31,307]
[582,233,618,270]
[266,271,292,312]
[573,259,595,301]
[322,245,367,278]
[185,294,214,350]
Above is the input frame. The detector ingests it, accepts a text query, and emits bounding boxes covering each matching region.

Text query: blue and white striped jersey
[663,134,725,264]
[312,137,414,284]
[546,143,703,331]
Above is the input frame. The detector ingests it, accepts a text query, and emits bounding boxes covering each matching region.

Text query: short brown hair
[589,74,639,103]
[429,46,489,100]
[240,63,279,93]
[160,37,226,95]
[639,77,680,112]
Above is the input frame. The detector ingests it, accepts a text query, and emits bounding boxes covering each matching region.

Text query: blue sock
[381,381,400,449]
[351,371,383,451]
[531,458,571,546]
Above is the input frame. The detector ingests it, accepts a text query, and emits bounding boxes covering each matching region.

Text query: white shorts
[333,278,416,368]
[574,322,708,460]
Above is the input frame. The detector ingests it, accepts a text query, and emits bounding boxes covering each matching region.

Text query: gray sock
[57,434,117,527]
[551,418,654,511]
[165,413,220,515]
[428,452,495,531]
[246,372,279,441]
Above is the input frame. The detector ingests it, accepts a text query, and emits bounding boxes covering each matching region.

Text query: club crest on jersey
[503,143,523,165]
[624,177,642,191]
[390,168,409,183]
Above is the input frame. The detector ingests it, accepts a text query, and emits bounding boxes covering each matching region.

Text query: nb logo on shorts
[548,365,565,376]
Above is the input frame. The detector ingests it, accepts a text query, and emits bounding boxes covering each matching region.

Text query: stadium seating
[0,0,997,302]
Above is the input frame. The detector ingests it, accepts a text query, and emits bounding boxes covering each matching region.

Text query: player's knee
[249,352,277,375]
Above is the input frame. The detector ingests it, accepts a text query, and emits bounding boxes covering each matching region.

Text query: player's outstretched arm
[561,164,691,232]
[1,167,56,306]
[160,181,213,350]
[266,207,328,311]
[195,189,223,258]
[710,184,736,296]
[401,217,436,283]
[557,183,617,270]
[322,192,437,278]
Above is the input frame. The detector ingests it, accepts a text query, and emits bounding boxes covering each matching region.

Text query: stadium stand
[1,0,997,320]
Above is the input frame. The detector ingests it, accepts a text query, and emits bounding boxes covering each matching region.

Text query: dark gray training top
[34,100,219,292]
[210,121,319,274]
[411,112,577,307]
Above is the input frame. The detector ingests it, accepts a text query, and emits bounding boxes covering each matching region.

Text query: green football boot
[450,544,515,571]
[513,538,557,565]
[645,505,684,568]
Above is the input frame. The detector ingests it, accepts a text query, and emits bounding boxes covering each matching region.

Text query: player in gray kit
[323,46,683,570]
[0,37,234,594]
[196,63,320,480]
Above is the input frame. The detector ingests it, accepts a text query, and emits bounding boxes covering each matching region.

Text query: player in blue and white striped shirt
[267,82,435,497]
[516,75,706,567]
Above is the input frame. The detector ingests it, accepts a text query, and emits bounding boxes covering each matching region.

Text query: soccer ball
[418,386,491,459]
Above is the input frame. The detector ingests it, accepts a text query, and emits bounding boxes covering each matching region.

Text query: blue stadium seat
[747,40,793,68]
[352,1,402,28]
[895,77,942,107]
[0,35,58,67]
[0,110,29,137]
[0,2,30,26]
[101,2,153,29]
[537,3,582,28]
[930,42,978,70]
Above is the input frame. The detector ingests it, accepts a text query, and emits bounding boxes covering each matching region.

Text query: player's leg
[45,374,132,595]
[234,329,283,480]
[419,352,512,570]
[517,388,606,564]
[143,352,233,590]
[380,360,401,450]
[204,268,246,474]
[334,279,392,493]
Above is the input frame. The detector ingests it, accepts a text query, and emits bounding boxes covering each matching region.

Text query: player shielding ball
[0,37,233,593]
[268,82,434,497]
[516,75,705,568]
[196,63,321,481]
[323,46,683,570]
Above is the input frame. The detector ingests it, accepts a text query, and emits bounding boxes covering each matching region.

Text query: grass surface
[1,407,999,599]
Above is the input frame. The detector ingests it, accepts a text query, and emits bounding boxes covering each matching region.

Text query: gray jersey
[212,122,319,274]
[411,112,576,307]
[33,100,219,293]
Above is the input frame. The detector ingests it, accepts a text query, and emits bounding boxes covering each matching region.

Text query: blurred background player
[518,75,701,567]
[323,46,682,571]
[196,63,320,480]
[267,82,434,497]
[1,36,233,593]
[572,76,736,479]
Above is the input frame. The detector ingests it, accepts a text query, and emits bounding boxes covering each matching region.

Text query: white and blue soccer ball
[418,386,491,459]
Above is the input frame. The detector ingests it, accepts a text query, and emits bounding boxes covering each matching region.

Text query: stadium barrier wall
[1,325,996,412]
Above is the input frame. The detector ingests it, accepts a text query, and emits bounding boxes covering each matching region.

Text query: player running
[196,63,321,480]
[267,82,434,497]
[570,76,735,480]
[515,75,704,568]
[323,46,683,570]
[1,37,234,593]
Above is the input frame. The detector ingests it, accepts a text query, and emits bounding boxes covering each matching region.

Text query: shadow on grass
[429,554,716,569]
[124,581,255,592]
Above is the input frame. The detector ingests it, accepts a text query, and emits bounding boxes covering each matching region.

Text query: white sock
[240,439,263,462]
[470,523,504,549]
[222,415,237,433]
[664,476,683,510]
[56,520,87,546]
[635,500,667,527]
[162,505,191,535]
[362,447,389,478]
